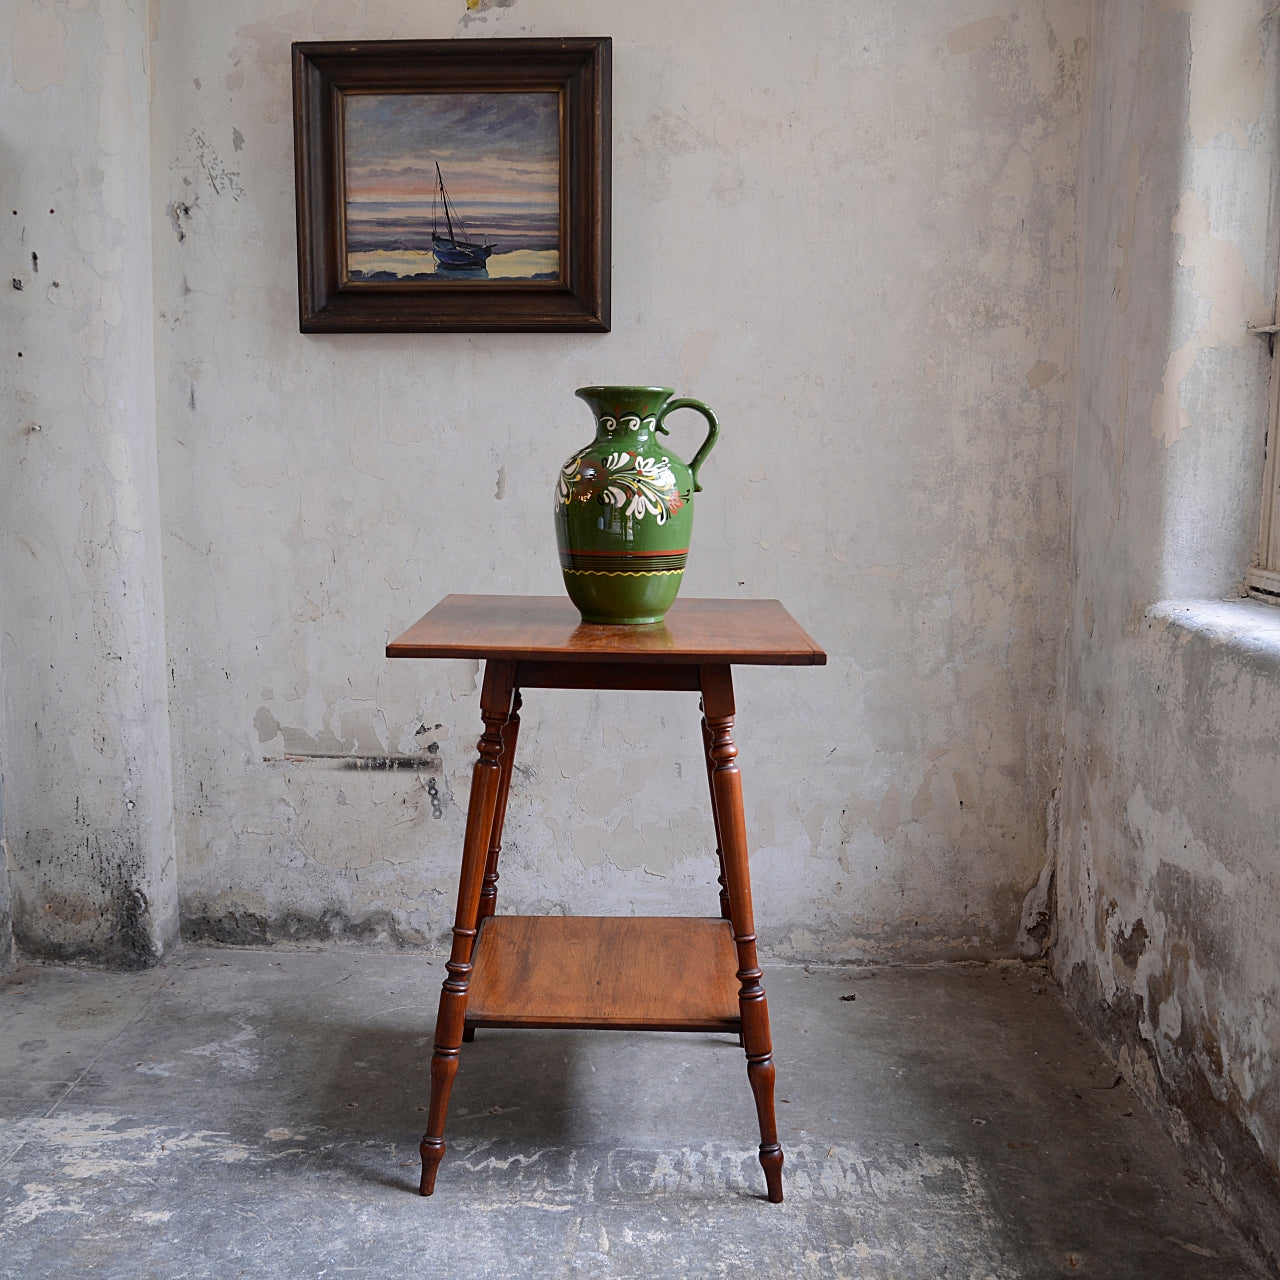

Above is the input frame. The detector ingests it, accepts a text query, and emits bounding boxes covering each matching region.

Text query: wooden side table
[387,595,826,1203]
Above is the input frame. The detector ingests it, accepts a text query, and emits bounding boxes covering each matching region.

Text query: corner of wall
[0,0,179,970]
[1056,0,1280,1268]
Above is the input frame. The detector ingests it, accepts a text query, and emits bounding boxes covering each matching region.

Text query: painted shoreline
[347,247,559,281]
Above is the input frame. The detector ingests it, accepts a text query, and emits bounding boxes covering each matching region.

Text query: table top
[387,595,827,666]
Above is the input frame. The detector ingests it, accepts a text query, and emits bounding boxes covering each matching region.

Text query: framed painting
[292,38,611,332]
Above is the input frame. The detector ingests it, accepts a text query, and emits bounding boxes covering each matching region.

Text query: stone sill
[1149,598,1280,672]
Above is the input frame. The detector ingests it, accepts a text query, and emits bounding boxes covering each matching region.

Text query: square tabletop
[387,595,826,666]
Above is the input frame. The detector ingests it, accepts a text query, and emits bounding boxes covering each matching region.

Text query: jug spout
[575,385,675,425]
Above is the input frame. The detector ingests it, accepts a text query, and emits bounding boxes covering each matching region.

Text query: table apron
[513,659,703,691]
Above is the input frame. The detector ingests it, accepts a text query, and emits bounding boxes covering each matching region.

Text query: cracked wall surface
[141,0,1086,961]
[1056,0,1280,1267]
[0,0,1090,963]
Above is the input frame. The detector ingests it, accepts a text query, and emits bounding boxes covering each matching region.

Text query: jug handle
[657,397,719,492]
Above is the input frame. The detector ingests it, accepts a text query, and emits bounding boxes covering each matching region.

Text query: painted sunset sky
[343,91,560,259]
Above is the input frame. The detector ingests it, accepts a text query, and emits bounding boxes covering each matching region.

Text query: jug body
[555,386,718,624]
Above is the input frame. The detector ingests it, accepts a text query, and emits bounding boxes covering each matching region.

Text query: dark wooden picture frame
[292,38,611,333]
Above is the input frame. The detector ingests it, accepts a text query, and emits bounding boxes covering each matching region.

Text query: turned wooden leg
[701,664,784,1204]
[478,690,522,924]
[461,696,520,1049]
[420,659,516,1197]
[700,706,733,921]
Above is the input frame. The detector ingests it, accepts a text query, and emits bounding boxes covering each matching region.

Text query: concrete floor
[0,946,1267,1280]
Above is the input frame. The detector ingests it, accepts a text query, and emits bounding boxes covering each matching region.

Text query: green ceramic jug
[555,385,720,624]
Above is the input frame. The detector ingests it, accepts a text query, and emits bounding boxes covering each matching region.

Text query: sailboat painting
[343,92,560,282]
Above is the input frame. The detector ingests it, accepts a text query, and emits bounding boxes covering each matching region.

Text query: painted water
[346,200,558,282]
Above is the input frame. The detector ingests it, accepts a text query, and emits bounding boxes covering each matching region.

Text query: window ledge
[1246,566,1280,602]
[1149,598,1280,670]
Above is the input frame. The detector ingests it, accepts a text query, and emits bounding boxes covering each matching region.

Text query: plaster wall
[142,0,1085,960]
[0,0,179,967]
[1055,0,1280,1264]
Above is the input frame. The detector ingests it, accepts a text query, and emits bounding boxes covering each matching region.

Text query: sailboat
[431,162,493,269]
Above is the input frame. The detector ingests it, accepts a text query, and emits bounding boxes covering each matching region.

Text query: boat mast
[435,162,457,244]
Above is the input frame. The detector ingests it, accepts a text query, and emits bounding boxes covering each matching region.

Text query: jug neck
[576,385,674,442]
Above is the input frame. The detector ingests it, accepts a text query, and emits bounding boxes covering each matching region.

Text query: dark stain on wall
[11,827,166,971]
[113,884,156,967]
[15,879,162,970]
[1065,960,1280,1277]
[1113,916,1148,971]
[182,906,428,950]
[1024,868,1056,951]
[1151,860,1239,981]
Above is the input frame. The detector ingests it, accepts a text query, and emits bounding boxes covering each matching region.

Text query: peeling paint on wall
[1026,360,1058,389]
[946,17,1009,56]
[1151,191,1268,447]
[10,1,68,93]
[1156,0,1268,146]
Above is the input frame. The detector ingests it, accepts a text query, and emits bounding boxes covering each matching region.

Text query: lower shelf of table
[465,914,743,1033]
